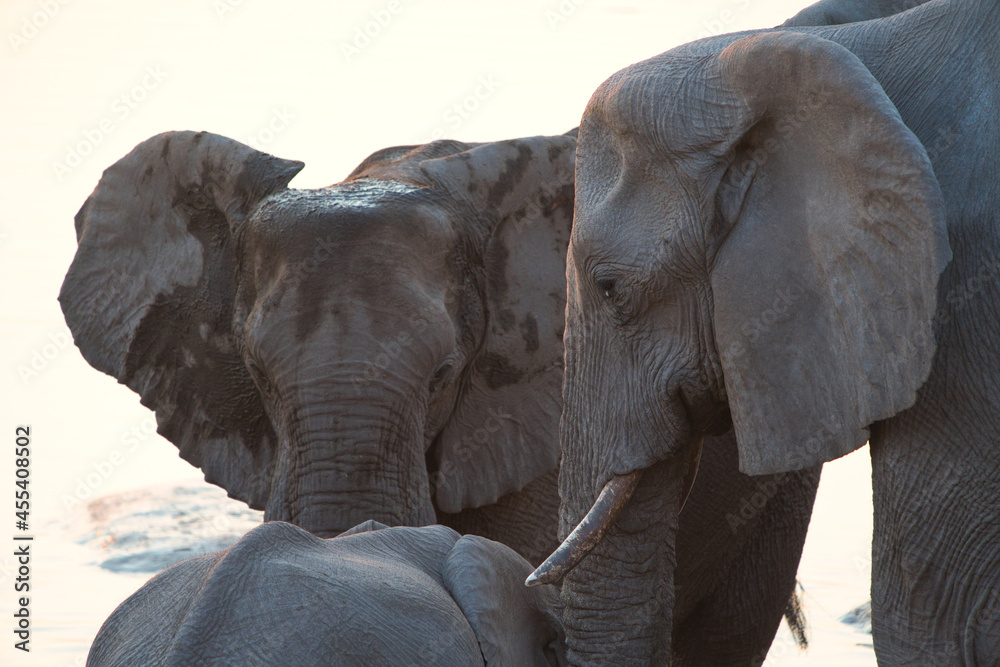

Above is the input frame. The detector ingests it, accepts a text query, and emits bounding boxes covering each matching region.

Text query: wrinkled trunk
[551,290,698,664]
[560,457,691,665]
[263,380,435,537]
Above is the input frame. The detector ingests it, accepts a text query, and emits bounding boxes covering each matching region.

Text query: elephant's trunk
[529,436,703,587]
[558,456,692,665]
[265,383,435,537]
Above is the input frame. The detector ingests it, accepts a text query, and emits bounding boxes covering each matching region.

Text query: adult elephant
[60,130,576,564]
[87,520,565,666]
[530,0,999,664]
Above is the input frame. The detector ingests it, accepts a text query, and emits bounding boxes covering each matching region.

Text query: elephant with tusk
[535,0,1000,664]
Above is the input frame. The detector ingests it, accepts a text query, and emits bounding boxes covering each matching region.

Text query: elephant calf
[87,521,565,667]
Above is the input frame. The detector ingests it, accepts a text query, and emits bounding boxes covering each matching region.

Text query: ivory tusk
[526,436,706,587]
[525,470,642,587]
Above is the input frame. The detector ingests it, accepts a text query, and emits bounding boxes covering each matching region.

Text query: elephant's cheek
[560,459,684,666]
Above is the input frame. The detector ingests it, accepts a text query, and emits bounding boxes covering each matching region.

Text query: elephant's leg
[672,432,821,666]
[870,417,1000,664]
[436,467,560,567]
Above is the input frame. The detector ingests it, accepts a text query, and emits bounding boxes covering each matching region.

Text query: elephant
[86,520,566,666]
[781,0,930,25]
[60,130,576,565]
[61,130,820,661]
[529,0,1000,664]
[671,433,819,664]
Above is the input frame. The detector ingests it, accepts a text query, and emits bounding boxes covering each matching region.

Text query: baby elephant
[87,521,565,666]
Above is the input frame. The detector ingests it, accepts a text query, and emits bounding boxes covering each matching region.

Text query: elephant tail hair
[784,582,808,649]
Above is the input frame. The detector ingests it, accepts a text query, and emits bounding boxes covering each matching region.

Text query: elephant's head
[530,32,949,663]
[60,130,574,537]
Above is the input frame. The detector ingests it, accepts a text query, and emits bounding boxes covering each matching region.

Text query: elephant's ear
[442,535,566,667]
[59,131,304,508]
[709,33,950,475]
[420,136,577,512]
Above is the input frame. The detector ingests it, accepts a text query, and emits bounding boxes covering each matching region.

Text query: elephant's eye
[429,360,455,396]
[595,276,615,298]
[245,355,274,396]
[592,272,644,325]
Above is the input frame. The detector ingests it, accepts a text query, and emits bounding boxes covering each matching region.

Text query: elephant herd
[60,0,999,664]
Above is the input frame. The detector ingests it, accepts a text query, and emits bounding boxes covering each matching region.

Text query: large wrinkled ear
[442,535,566,666]
[59,131,304,508]
[709,33,949,475]
[420,136,576,512]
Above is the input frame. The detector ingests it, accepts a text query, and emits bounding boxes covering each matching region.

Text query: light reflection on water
[2,0,874,664]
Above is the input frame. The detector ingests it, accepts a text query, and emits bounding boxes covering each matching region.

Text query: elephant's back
[87,553,219,667]
[91,522,486,667]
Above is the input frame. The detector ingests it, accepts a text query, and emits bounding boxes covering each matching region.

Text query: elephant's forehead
[255,180,427,221]
[572,169,689,256]
[248,182,453,250]
[315,179,425,208]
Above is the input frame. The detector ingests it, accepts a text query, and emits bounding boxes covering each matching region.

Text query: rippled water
[2,0,877,664]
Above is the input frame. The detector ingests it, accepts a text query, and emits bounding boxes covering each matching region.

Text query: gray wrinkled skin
[61,130,823,662]
[559,0,1000,664]
[86,521,565,667]
[59,131,576,565]
[781,0,931,25]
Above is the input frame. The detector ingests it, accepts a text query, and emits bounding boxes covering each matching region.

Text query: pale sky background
[0,1,877,664]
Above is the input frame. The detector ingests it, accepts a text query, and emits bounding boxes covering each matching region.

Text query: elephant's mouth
[526,435,703,587]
